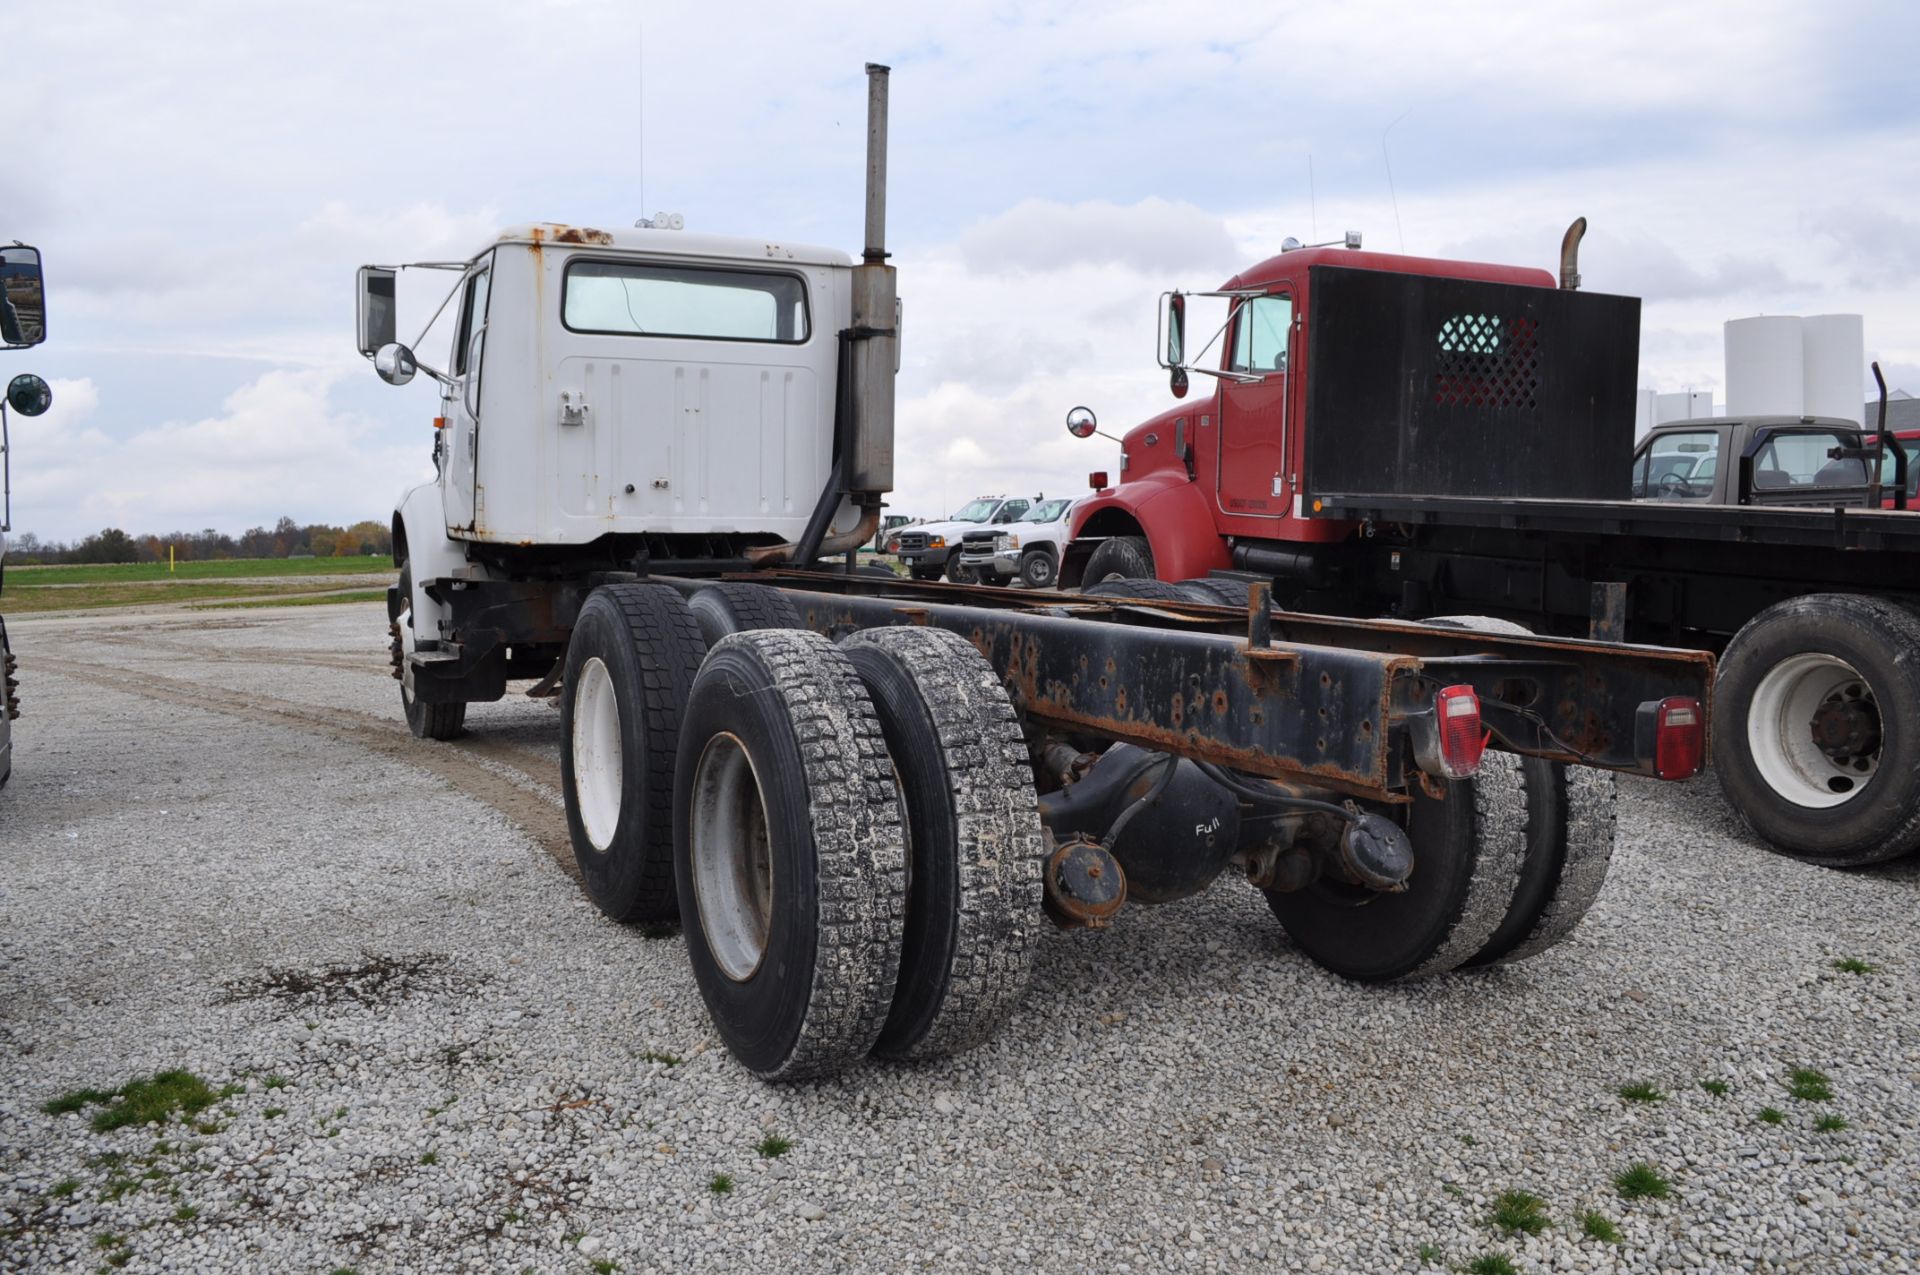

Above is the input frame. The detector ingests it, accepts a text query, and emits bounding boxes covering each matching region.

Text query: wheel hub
[1809,692,1881,763]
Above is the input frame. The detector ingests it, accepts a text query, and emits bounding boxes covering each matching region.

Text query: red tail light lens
[1653,695,1704,780]
[1089,471,1109,489]
[1434,684,1485,779]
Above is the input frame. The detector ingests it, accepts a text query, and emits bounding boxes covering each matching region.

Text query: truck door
[442,262,492,534]
[1215,293,1293,520]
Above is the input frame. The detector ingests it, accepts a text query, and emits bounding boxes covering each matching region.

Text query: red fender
[1071,477,1231,582]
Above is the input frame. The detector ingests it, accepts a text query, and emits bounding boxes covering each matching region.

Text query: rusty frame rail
[765,577,1714,800]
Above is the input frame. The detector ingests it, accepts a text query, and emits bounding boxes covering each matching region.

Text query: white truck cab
[367,224,866,552]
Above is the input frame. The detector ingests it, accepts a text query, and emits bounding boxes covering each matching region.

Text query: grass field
[3,580,391,614]
[191,589,390,612]
[9,556,395,586]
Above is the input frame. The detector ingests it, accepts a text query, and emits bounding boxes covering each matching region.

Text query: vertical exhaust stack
[847,62,897,498]
[1559,216,1587,291]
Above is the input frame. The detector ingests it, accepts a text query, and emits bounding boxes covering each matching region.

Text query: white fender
[395,480,472,646]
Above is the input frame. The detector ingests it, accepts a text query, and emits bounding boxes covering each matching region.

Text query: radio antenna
[638,22,646,217]
[1382,107,1411,254]
[1308,154,1317,242]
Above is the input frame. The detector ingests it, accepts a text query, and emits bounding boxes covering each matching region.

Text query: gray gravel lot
[2,601,1916,1274]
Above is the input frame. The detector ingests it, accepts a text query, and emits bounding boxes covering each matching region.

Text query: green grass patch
[45,1071,216,1132]
[420,1151,438,1165]
[1465,1255,1518,1275]
[1699,1079,1730,1097]
[13,556,394,586]
[263,1076,290,1090]
[1578,1209,1621,1243]
[4,579,389,613]
[43,1088,115,1115]
[640,1051,682,1067]
[49,1177,80,1197]
[1814,1114,1848,1133]
[263,1108,285,1120]
[1488,1189,1550,1236]
[1758,1106,1786,1125]
[1832,957,1876,974]
[172,1203,198,1222]
[1614,1162,1671,1200]
[1617,1081,1664,1104]
[708,1172,734,1195]
[1788,1068,1833,1102]
[591,1261,619,1275]
[756,1133,792,1158]
[191,589,389,611]
[1416,1242,1444,1265]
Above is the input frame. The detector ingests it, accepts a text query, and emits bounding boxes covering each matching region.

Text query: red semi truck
[1061,227,1920,868]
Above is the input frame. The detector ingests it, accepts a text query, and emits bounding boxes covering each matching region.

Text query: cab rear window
[563,261,810,343]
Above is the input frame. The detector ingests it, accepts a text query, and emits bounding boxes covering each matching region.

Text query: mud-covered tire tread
[562,583,707,922]
[1083,578,1208,604]
[677,630,907,1080]
[1493,765,1617,963]
[1712,592,1920,866]
[395,561,465,741]
[687,582,803,648]
[1178,577,1256,608]
[842,627,1044,1060]
[1424,616,1618,967]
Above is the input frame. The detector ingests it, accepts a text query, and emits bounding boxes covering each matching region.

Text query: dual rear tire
[1264,616,1618,981]
[558,581,1043,1079]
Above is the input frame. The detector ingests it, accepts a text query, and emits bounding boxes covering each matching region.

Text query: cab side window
[453,268,491,375]
[996,500,1030,523]
[1229,295,1293,374]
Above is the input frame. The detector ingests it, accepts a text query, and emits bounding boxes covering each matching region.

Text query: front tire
[393,561,465,741]
[559,584,708,922]
[1713,594,1920,865]
[1019,550,1057,589]
[945,556,977,585]
[1082,535,1154,584]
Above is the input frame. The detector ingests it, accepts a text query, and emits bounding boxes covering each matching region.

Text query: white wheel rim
[690,732,774,982]
[1746,652,1881,809]
[571,657,624,850]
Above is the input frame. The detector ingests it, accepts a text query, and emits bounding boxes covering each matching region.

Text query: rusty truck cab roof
[485,223,855,270]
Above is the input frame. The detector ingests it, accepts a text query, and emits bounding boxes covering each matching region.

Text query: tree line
[6,517,394,566]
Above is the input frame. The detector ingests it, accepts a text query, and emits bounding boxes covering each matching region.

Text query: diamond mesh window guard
[1432,314,1540,410]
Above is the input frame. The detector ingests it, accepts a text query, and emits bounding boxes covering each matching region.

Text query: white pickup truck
[891,495,1037,582]
[957,496,1079,587]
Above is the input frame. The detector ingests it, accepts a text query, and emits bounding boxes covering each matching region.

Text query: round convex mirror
[6,373,51,416]
[375,343,418,387]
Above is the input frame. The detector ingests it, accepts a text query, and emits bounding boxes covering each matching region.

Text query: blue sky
[7,0,1920,540]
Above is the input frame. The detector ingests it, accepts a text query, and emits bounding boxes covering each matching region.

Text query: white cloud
[9,370,430,541]
[960,198,1239,278]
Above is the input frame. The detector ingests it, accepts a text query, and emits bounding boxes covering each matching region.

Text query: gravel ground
[1,601,1916,1274]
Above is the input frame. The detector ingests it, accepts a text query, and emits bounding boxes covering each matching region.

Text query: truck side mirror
[1066,406,1098,439]
[1163,292,1185,368]
[357,266,398,358]
[0,244,46,349]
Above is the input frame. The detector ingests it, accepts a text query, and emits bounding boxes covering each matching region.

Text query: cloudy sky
[8,0,1919,541]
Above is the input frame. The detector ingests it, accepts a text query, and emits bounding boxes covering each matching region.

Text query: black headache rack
[1300,264,1642,506]
[742,571,1713,801]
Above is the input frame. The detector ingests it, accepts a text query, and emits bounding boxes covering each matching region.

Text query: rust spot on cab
[553,226,615,246]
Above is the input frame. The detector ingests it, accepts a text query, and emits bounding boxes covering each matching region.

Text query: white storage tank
[1801,313,1865,425]
[1725,316,1806,418]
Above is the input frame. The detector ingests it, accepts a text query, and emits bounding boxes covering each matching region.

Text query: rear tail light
[1089,471,1109,489]
[1650,695,1704,780]
[1433,684,1485,779]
